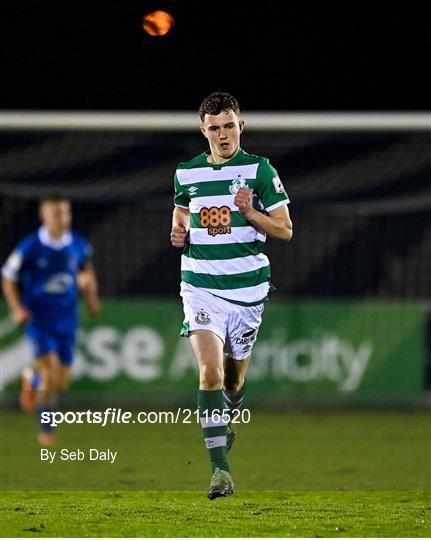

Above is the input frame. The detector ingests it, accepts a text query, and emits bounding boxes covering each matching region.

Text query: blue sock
[38,406,54,433]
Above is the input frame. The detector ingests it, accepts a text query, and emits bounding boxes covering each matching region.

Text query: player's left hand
[234,188,254,218]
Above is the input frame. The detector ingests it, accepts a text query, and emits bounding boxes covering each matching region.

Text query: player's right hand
[13,305,32,325]
[171,225,188,248]
[87,297,101,317]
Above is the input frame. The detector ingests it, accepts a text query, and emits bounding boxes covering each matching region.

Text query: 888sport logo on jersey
[200,206,232,237]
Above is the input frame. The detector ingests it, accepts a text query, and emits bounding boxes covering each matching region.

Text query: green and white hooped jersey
[174,148,290,306]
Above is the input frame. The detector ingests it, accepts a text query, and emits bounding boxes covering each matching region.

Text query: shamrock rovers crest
[229,175,249,195]
[195,310,211,325]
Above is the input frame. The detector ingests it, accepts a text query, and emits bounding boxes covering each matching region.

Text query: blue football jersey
[2,226,92,334]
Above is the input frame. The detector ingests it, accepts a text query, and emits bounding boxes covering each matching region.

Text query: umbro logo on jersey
[229,175,249,195]
[188,186,198,195]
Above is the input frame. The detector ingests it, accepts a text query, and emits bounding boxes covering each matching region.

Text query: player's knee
[200,364,223,389]
[45,366,62,391]
[47,374,60,392]
[224,379,244,395]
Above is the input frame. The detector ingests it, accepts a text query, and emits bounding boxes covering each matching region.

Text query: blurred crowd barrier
[1,117,430,406]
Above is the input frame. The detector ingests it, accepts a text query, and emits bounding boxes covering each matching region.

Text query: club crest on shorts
[195,309,211,325]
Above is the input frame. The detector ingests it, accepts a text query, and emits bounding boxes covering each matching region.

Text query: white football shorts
[180,282,264,360]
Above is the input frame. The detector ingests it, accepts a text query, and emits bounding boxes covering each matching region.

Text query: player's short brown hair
[39,194,69,207]
[199,92,240,122]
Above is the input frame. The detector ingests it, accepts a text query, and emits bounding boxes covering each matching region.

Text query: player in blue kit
[1,195,100,445]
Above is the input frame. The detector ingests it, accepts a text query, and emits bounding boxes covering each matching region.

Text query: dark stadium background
[2,2,430,111]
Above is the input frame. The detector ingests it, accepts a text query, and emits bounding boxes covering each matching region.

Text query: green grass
[2,490,430,537]
[1,409,430,536]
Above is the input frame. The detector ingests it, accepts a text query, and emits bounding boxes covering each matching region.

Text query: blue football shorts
[25,324,76,366]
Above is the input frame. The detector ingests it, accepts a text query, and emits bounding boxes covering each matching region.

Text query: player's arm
[78,261,101,316]
[171,206,190,248]
[234,188,293,241]
[1,276,32,325]
[1,248,32,325]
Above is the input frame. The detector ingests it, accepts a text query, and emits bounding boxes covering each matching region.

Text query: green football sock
[223,383,245,414]
[198,389,230,473]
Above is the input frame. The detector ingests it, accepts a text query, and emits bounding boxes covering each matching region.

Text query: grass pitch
[2,490,429,537]
[1,409,430,537]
